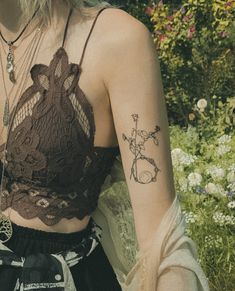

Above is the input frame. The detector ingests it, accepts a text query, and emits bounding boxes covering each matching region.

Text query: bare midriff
[2,208,91,232]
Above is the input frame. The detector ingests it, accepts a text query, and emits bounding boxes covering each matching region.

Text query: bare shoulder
[101,7,146,27]
[97,8,156,84]
[70,7,152,63]
[100,7,151,43]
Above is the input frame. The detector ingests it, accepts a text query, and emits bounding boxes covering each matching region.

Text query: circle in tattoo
[122,114,161,184]
[139,171,153,184]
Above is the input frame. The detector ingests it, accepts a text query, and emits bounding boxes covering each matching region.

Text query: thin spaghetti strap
[78,7,108,67]
[62,8,73,48]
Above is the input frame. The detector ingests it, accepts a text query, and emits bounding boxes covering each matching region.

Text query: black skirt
[0,217,122,291]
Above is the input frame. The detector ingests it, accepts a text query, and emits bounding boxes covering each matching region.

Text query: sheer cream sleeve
[92,156,210,291]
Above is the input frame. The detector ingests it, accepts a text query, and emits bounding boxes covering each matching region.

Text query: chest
[0,20,111,152]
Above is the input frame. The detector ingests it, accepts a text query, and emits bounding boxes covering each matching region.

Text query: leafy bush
[110,0,154,30]
[147,0,235,125]
[190,95,235,138]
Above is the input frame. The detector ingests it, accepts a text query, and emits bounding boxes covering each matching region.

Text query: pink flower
[190,25,196,33]
[145,6,154,16]
[225,1,232,7]
[159,34,167,42]
[220,30,229,38]
[167,15,174,21]
[166,24,172,31]
[187,30,193,39]
[187,26,196,39]
[183,16,190,22]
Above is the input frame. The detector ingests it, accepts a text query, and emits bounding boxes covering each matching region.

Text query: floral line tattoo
[122,114,161,184]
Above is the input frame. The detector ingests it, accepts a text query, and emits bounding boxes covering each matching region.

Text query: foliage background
[110,1,235,291]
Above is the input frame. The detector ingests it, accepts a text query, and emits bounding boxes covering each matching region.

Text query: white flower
[205,235,223,249]
[171,148,182,167]
[171,148,197,168]
[227,182,235,192]
[204,235,213,248]
[227,171,235,183]
[224,215,235,225]
[205,182,218,194]
[227,201,235,209]
[213,212,235,226]
[187,172,202,187]
[197,98,207,111]
[206,166,225,181]
[178,177,188,192]
[213,212,224,225]
[205,182,226,196]
[184,227,192,236]
[216,145,231,156]
[217,134,232,144]
[182,211,198,224]
[228,164,235,172]
[178,165,184,172]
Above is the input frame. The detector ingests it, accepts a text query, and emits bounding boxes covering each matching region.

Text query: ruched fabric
[0,217,122,291]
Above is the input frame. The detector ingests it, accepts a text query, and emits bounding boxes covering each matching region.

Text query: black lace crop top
[0,7,120,225]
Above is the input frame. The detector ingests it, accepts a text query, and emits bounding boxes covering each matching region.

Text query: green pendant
[6,42,16,83]
[3,98,10,126]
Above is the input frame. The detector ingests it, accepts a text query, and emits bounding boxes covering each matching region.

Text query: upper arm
[102,9,176,251]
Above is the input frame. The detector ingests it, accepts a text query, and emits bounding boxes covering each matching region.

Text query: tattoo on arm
[122,114,161,184]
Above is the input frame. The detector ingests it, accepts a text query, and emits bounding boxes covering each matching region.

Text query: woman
[0,0,210,290]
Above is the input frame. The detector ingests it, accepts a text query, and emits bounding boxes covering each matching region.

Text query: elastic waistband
[0,217,103,273]
[11,216,96,243]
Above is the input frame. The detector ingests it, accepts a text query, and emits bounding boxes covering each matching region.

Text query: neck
[0,0,70,42]
[0,0,23,36]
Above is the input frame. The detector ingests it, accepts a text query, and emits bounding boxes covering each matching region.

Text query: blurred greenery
[169,124,235,291]
[149,0,235,126]
[109,0,154,30]
[112,0,235,129]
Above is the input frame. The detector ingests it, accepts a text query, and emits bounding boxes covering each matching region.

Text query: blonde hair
[19,0,121,24]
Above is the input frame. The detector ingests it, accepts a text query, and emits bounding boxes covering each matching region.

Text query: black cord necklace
[0,7,39,83]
